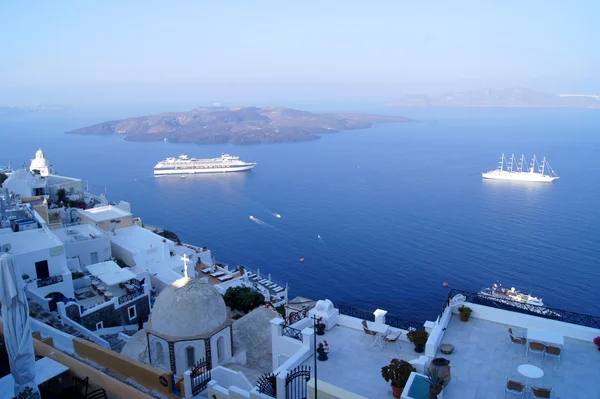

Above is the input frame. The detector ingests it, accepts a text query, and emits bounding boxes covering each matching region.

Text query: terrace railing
[118,287,144,305]
[36,274,64,288]
[440,289,600,329]
[282,323,303,341]
[333,302,425,331]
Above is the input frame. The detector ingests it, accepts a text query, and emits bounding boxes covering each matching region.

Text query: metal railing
[441,289,600,329]
[118,288,144,305]
[333,302,425,330]
[282,324,303,341]
[36,274,64,288]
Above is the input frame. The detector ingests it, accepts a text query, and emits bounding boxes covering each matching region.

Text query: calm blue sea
[1,105,599,323]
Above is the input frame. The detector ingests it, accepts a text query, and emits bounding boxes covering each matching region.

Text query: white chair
[505,378,525,398]
[528,341,546,363]
[384,330,402,351]
[544,345,561,367]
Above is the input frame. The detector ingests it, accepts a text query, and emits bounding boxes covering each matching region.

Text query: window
[96,321,103,330]
[34,260,50,279]
[217,336,225,363]
[69,187,74,195]
[128,305,137,320]
[154,341,164,366]
[186,346,195,369]
[90,252,99,264]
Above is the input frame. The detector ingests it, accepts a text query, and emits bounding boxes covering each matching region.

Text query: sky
[0,1,598,105]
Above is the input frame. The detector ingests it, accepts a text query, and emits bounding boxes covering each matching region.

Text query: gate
[256,372,278,398]
[190,358,211,395]
[285,365,310,399]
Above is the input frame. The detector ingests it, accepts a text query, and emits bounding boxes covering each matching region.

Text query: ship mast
[508,154,516,173]
[530,155,537,174]
[517,154,525,172]
[498,153,505,171]
[541,157,546,176]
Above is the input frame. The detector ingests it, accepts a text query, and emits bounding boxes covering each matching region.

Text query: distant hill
[386,88,600,109]
[0,105,65,116]
[66,106,411,145]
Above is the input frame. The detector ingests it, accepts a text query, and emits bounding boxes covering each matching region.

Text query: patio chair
[361,320,377,342]
[528,341,546,363]
[383,330,402,351]
[507,328,527,354]
[531,386,552,398]
[544,345,561,366]
[505,378,525,398]
[87,388,108,399]
[62,376,89,399]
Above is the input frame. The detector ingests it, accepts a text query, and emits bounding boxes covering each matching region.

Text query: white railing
[57,302,111,349]
[31,319,75,354]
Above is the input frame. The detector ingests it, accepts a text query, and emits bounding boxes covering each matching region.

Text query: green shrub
[114,258,128,268]
[71,271,85,280]
[223,286,265,314]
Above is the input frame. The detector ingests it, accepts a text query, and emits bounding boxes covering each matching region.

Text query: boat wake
[249,215,272,227]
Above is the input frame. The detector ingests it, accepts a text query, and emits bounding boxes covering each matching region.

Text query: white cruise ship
[482,153,559,182]
[154,154,256,176]
[478,283,560,317]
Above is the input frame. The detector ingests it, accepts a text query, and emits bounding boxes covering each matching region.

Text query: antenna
[1,243,11,253]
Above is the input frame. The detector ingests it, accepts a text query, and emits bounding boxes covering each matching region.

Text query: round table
[518,364,544,379]
[518,364,543,389]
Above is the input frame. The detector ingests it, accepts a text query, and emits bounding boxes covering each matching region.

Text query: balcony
[36,274,64,288]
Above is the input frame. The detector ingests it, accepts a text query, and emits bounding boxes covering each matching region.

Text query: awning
[98,269,136,286]
[87,261,136,286]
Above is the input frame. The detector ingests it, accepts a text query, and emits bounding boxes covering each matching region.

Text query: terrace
[300,324,419,398]
[436,315,600,399]
[74,261,144,311]
[207,292,600,399]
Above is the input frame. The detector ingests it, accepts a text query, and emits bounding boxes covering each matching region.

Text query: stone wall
[66,296,150,331]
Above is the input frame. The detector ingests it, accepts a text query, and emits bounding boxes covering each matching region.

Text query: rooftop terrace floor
[301,325,419,398]
[437,315,599,399]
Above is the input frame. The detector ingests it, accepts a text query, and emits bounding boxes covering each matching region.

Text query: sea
[1,104,599,324]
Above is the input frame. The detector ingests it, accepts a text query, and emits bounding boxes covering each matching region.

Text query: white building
[2,169,47,199]
[30,149,55,177]
[78,202,134,231]
[45,175,84,201]
[0,227,74,310]
[52,223,111,271]
[109,224,200,291]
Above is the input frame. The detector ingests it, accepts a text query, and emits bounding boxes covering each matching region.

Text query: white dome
[148,278,228,339]
[31,149,49,168]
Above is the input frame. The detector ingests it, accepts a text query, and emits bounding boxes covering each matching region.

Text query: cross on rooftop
[181,254,190,278]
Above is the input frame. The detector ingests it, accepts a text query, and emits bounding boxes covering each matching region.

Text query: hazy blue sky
[1,1,598,105]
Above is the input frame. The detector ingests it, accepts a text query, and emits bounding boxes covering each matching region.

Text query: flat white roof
[110,225,174,251]
[0,228,64,255]
[88,261,136,286]
[45,174,83,185]
[79,205,132,222]
[52,223,106,244]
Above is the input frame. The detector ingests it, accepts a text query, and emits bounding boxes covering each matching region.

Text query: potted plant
[316,317,326,335]
[316,341,330,361]
[458,305,472,322]
[381,358,416,398]
[425,369,447,399]
[407,328,429,353]
[594,336,600,351]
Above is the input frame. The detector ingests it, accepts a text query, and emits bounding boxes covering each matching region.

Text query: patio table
[518,363,544,390]
[0,357,69,397]
[527,329,564,347]
[365,322,389,348]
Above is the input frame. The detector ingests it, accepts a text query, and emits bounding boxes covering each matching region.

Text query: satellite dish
[1,243,11,253]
